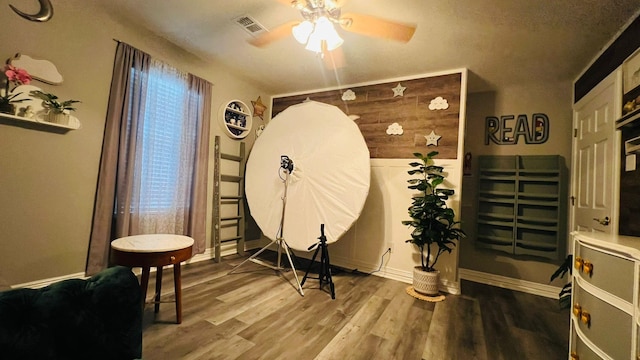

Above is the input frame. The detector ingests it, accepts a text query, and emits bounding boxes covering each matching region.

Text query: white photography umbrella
[232,101,370,296]
[246,100,371,251]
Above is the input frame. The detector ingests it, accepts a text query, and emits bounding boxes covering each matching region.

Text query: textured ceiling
[97,0,640,94]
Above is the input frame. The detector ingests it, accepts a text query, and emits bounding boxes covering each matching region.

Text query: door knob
[592,216,610,226]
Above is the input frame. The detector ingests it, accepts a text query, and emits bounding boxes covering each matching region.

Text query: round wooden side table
[111,234,194,324]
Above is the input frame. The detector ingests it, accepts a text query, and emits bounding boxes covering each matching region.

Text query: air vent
[234,15,266,36]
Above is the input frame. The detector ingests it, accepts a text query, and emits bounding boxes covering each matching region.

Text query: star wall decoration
[251,96,267,120]
[425,130,441,146]
[392,83,406,97]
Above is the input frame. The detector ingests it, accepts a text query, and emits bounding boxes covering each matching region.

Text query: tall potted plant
[402,151,466,295]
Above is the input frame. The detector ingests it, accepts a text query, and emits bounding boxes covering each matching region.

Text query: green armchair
[0,266,142,359]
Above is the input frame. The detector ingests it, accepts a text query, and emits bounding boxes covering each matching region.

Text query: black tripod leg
[301,245,320,286]
[324,244,335,299]
[319,244,326,289]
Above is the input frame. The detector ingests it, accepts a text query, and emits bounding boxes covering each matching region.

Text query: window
[123,60,200,231]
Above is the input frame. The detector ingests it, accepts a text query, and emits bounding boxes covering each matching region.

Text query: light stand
[301,224,335,299]
[228,156,304,296]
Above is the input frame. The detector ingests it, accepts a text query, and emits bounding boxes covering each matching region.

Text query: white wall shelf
[0,111,80,130]
[0,84,81,131]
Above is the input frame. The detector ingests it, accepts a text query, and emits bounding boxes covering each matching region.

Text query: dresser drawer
[574,242,634,302]
[570,327,604,360]
[573,283,632,360]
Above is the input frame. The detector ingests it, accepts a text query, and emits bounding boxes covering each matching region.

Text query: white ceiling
[97,0,640,94]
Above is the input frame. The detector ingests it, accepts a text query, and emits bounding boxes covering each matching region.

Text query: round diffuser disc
[245,101,370,251]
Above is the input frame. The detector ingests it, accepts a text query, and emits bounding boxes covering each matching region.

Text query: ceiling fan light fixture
[304,30,323,52]
[304,16,343,52]
[321,23,344,50]
[292,20,313,44]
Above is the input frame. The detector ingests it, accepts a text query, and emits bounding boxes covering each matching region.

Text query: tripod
[301,224,335,299]
[228,158,304,296]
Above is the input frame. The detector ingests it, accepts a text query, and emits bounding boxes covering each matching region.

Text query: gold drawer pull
[582,261,593,276]
[170,255,176,262]
[572,303,582,317]
[580,311,591,327]
[570,352,579,360]
[575,257,584,271]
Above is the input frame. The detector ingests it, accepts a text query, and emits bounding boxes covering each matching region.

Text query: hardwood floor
[141,254,569,360]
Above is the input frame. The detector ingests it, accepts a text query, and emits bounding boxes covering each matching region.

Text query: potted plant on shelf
[402,151,466,295]
[30,89,80,125]
[1,64,32,115]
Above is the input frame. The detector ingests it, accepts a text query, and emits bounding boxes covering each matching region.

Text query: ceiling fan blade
[248,20,300,48]
[340,12,416,43]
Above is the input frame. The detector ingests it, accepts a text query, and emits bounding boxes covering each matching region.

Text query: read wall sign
[485,113,549,145]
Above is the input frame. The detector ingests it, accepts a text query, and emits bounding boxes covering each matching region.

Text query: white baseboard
[12,271,88,289]
[189,239,261,264]
[11,244,232,290]
[11,246,561,300]
[459,268,562,299]
[316,254,462,295]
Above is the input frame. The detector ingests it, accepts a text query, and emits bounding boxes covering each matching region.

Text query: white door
[571,70,621,234]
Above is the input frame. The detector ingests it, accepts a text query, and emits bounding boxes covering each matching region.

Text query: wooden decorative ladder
[213,135,246,262]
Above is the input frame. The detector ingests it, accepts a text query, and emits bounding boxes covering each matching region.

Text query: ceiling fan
[248,0,417,55]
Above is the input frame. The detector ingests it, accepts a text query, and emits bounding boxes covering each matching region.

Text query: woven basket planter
[46,111,70,125]
[412,267,440,295]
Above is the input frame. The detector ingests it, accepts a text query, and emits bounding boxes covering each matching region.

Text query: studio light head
[280,155,294,173]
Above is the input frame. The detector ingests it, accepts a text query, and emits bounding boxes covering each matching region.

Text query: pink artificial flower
[4,64,32,85]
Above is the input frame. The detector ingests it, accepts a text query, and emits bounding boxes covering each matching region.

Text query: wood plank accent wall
[272,73,462,159]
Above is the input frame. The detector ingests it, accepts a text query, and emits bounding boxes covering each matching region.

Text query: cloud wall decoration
[428,96,449,110]
[8,53,63,85]
[386,122,404,135]
[342,89,356,101]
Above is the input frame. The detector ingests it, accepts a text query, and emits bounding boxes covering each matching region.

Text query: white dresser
[571,231,640,359]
